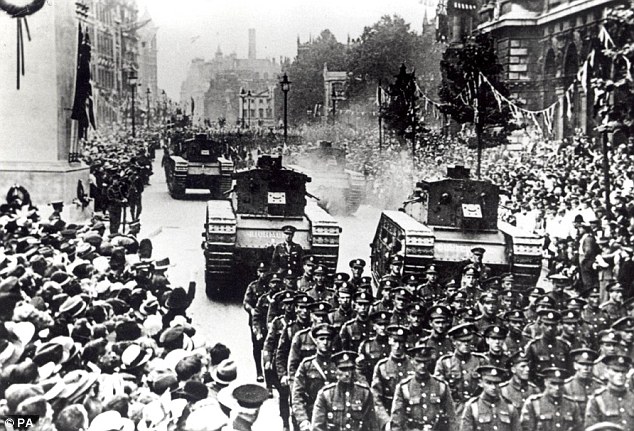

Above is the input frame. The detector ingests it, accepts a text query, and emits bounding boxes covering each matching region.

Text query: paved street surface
[139,151,382,428]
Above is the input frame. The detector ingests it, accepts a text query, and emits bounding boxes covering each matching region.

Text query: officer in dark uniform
[371,325,415,428]
[271,225,304,274]
[564,348,602,416]
[461,365,519,431]
[292,323,337,431]
[244,262,270,382]
[349,258,366,289]
[525,309,572,382]
[340,291,374,353]
[482,324,510,370]
[459,247,492,285]
[434,322,485,417]
[585,355,634,430]
[391,345,456,431]
[312,351,378,431]
[357,311,391,385]
[520,367,583,431]
[500,351,540,411]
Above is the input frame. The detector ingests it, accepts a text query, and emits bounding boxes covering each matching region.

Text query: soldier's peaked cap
[295,294,313,306]
[407,303,425,316]
[302,255,318,266]
[313,264,327,274]
[598,329,621,344]
[408,344,436,361]
[504,310,526,322]
[483,324,508,339]
[476,365,506,382]
[390,255,404,264]
[310,323,335,339]
[281,225,296,234]
[354,291,373,304]
[611,316,634,332]
[283,269,298,279]
[332,351,357,369]
[602,354,632,371]
[537,308,561,324]
[427,305,452,321]
[334,273,350,283]
[584,423,625,431]
[309,301,332,315]
[540,367,570,382]
[349,259,366,268]
[569,348,599,365]
[386,325,409,339]
[507,350,529,367]
[471,247,486,255]
[370,311,392,324]
[561,309,581,323]
[448,322,477,340]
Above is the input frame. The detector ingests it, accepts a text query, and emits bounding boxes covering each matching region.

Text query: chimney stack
[248,28,256,60]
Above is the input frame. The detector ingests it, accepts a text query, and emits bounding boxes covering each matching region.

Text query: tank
[370,165,542,288]
[202,154,341,298]
[164,133,233,199]
[288,141,366,215]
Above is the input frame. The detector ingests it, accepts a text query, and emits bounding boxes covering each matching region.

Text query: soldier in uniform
[503,310,527,355]
[252,273,284,348]
[524,287,546,323]
[243,262,270,382]
[500,351,540,411]
[383,255,405,281]
[482,324,510,370]
[106,175,128,235]
[601,283,626,324]
[329,282,354,331]
[461,365,519,431]
[271,225,303,274]
[525,309,572,382]
[357,311,392,385]
[312,351,378,431]
[520,367,583,431]
[307,265,334,303]
[297,255,318,292]
[583,286,609,339]
[292,323,338,431]
[593,330,622,383]
[474,292,505,334]
[370,279,396,314]
[349,259,366,289]
[264,290,300,430]
[611,316,634,360]
[340,291,374,353]
[371,325,415,428]
[561,309,593,350]
[435,322,485,416]
[563,348,602,417]
[420,305,454,361]
[415,265,442,303]
[391,288,411,327]
[402,274,419,295]
[391,345,456,431]
[282,269,299,291]
[585,355,634,430]
[548,273,575,309]
[405,303,429,349]
[459,247,491,285]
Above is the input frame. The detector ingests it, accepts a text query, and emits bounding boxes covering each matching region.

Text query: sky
[139,0,437,99]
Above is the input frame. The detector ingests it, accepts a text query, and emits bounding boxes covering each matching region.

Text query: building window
[259,108,264,118]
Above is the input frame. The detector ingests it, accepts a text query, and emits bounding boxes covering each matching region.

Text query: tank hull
[165,155,233,199]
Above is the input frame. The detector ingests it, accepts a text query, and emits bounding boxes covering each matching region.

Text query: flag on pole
[191,97,195,116]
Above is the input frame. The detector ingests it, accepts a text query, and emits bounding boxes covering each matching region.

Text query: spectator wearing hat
[404,303,429,349]
[243,262,269,383]
[564,348,602,415]
[585,355,634,429]
[420,305,454,360]
[306,265,334,303]
[415,265,442,303]
[601,283,626,324]
[461,365,518,431]
[357,311,392,385]
[292,324,337,431]
[328,282,354,331]
[520,367,582,431]
[297,255,318,292]
[482,324,510,370]
[594,330,622,383]
[371,325,414,428]
[340,291,373,353]
[271,225,303,275]
[286,301,333,387]
[525,309,572,381]
[216,383,269,431]
[348,258,366,288]
[435,322,485,416]
[500,351,539,411]
[312,351,377,431]
[208,358,237,400]
[391,344,455,431]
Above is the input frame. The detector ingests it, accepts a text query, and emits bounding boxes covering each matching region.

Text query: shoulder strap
[595,394,606,414]
[470,399,478,420]
[402,381,410,401]
[531,396,540,417]
[312,357,328,381]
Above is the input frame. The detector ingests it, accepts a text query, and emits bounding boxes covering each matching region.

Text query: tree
[439,33,516,177]
[347,15,428,103]
[285,30,347,124]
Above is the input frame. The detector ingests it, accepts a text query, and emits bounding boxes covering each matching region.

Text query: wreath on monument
[0,0,47,89]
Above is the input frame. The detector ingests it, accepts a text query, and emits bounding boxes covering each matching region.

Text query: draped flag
[71,24,96,140]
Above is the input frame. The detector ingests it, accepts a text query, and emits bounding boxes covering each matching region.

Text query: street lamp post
[239,88,247,128]
[280,72,291,143]
[146,87,151,127]
[247,90,252,129]
[331,85,337,124]
[129,69,138,138]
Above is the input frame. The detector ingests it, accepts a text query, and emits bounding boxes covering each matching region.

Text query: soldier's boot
[278,385,290,430]
[252,336,264,381]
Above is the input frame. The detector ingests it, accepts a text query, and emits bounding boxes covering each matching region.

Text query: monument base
[0,161,93,223]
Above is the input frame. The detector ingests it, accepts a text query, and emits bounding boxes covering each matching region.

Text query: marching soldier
[474,292,505,334]
[611,316,634,360]
[357,311,392,385]
[340,291,374,353]
[600,283,626,324]
[563,348,602,417]
[307,265,334,303]
[383,255,405,281]
[271,225,303,274]
[329,282,354,331]
[482,324,510,370]
[390,288,411,327]
[503,310,527,355]
[500,351,540,411]
[435,322,485,416]
[252,274,284,352]
[243,262,270,382]
[312,351,379,431]
[583,286,609,339]
[292,323,338,431]
[420,305,454,361]
[415,265,442,303]
[391,345,457,431]
[525,309,572,382]
[370,279,396,314]
[520,367,583,431]
[585,355,634,430]
[593,330,621,383]
[405,303,429,348]
[371,325,415,428]
[349,258,366,289]
[297,255,318,292]
[461,365,519,431]
[561,309,593,350]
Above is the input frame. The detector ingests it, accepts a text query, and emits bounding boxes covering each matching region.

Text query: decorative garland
[0,0,47,89]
